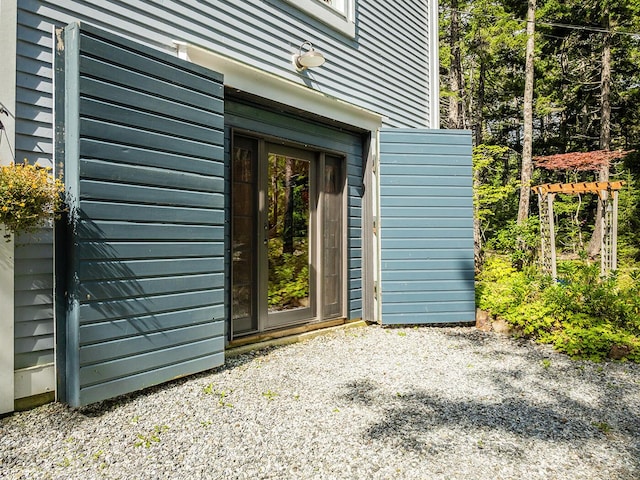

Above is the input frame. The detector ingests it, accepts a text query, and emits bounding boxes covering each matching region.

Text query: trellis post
[533,181,624,280]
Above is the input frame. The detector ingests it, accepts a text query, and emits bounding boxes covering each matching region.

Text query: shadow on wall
[69,215,157,335]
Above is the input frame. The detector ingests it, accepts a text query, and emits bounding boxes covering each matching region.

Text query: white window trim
[282,0,356,38]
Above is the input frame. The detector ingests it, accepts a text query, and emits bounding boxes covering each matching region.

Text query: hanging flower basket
[0,161,64,240]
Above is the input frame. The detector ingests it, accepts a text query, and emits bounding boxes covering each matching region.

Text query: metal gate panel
[378,129,475,325]
[57,23,225,407]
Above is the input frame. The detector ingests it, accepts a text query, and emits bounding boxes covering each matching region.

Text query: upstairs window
[283,0,355,38]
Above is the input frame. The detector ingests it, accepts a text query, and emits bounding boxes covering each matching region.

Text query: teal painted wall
[379,129,475,325]
[59,24,226,406]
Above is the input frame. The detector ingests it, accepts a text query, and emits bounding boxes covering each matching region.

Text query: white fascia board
[176,42,384,133]
[0,230,14,413]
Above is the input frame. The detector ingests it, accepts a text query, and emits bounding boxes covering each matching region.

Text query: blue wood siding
[59,23,225,407]
[379,129,475,325]
[14,0,434,376]
[16,0,433,170]
[225,100,364,319]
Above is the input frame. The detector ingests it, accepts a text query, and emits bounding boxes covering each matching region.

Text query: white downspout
[428,0,441,129]
[0,0,17,414]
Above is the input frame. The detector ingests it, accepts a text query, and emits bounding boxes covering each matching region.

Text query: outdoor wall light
[293,41,326,70]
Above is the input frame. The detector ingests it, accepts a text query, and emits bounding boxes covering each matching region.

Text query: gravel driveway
[1,325,639,480]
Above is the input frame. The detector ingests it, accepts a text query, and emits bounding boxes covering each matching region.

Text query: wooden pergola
[531,181,625,279]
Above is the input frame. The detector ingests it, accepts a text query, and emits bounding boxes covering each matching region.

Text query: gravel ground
[1,324,639,480]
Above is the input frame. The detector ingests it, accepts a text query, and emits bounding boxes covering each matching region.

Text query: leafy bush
[488,216,540,267]
[0,161,64,238]
[477,255,640,361]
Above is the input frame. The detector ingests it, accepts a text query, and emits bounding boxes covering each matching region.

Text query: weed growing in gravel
[397,331,407,337]
[216,390,233,407]
[541,359,551,369]
[134,425,169,448]
[345,331,362,338]
[203,384,233,406]
[593,421,613,435]
[262,390,279,401]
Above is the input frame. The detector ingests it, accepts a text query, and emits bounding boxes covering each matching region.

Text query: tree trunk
[448,0,464,129]
[473,59,485,268]
[587,8,611,258]
[475,59,486,146]
[517,0,536,225]
[283,158,294,254]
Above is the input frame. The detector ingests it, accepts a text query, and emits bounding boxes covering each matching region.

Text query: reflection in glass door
[323,156,344,318]
[264,145,315,328]
[267,154,310,312]
[232,134,344,337]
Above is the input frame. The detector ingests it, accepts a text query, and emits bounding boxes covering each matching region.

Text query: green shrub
[477,255,640,362]
[488,217,540,267]
[267,238,309,309]
[0,161,64,238]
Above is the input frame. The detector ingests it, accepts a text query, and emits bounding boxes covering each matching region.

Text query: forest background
[440,0,640,360]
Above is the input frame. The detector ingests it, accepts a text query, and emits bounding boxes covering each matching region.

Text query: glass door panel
[232,134,345,336]
[323,156,344,318]
[266,151,312,323]
[232,136,258,336]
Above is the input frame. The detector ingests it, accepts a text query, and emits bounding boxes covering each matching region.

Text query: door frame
[230,129,348,338]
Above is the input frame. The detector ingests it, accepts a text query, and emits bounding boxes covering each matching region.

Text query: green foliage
[441,0,640,264]
[268,238,309,309]
[0,161,64,238]
[473,144,519,241]
[488,216,540,266]
[477,255,640,362]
